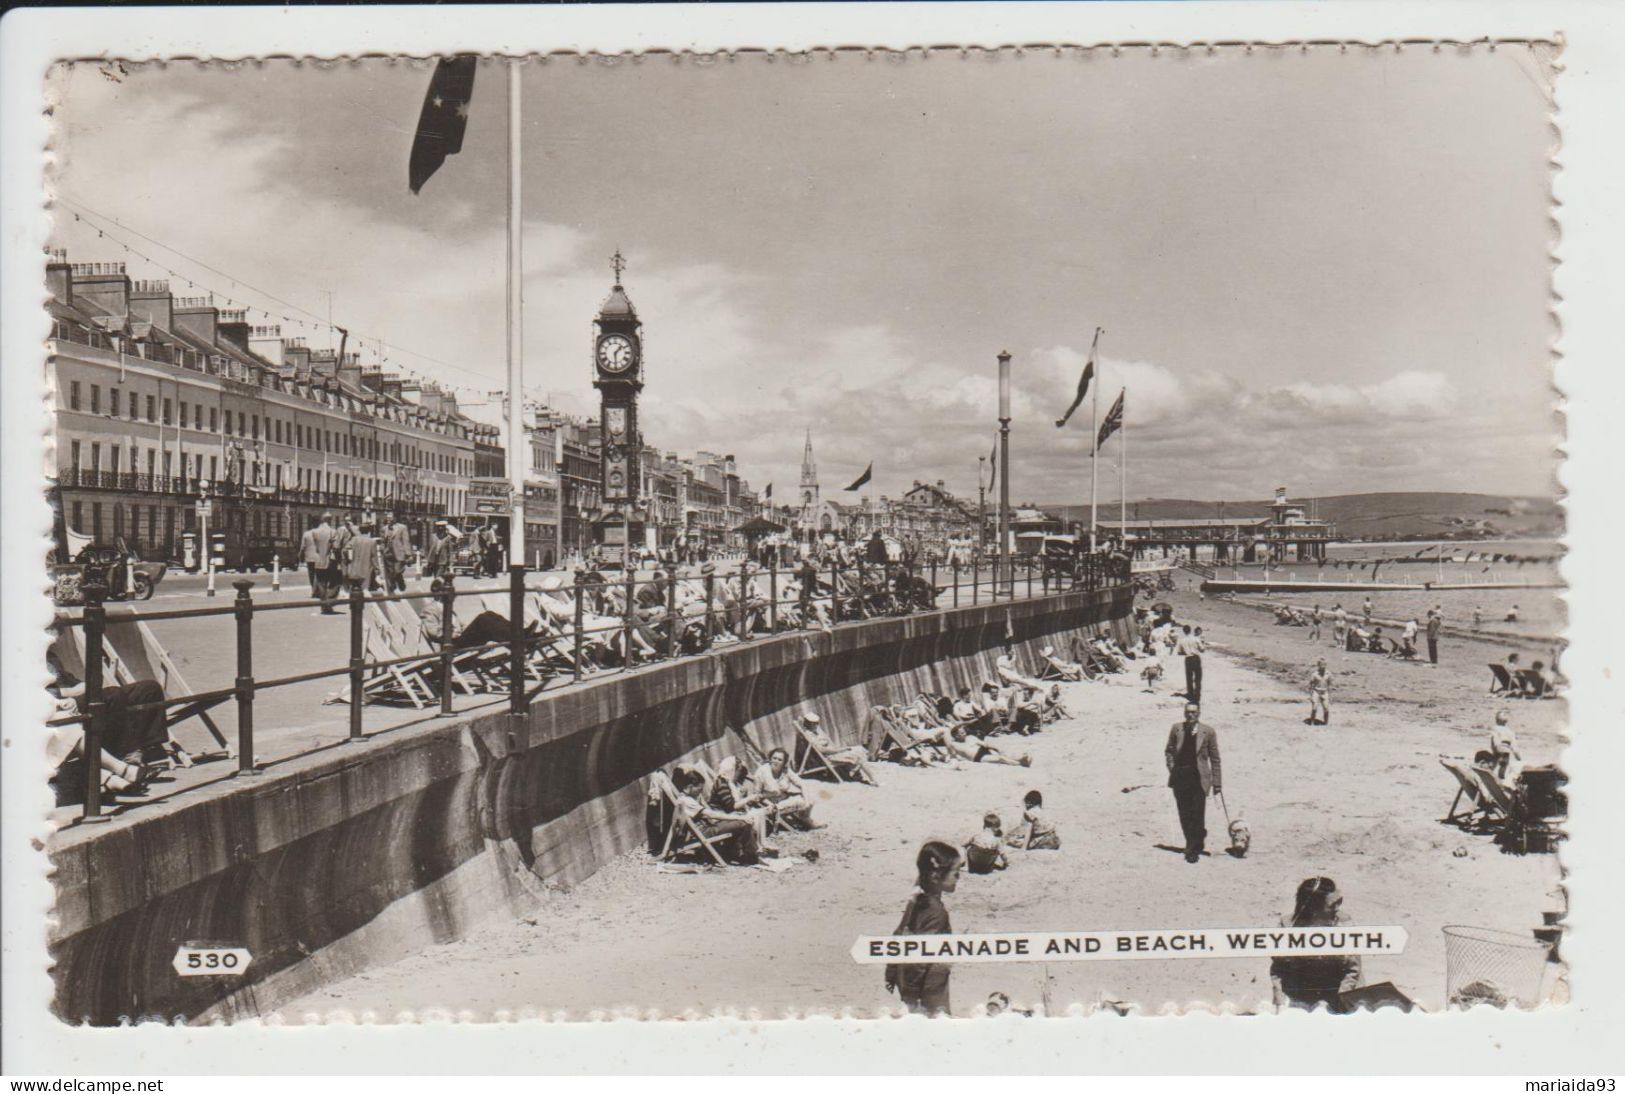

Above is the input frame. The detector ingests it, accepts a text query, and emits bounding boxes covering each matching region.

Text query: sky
[45,47,1560,507]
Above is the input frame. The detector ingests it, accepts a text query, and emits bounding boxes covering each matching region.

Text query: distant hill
[1041,492,1562,541]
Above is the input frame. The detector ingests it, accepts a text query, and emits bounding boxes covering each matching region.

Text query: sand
[280,587,1566,1020]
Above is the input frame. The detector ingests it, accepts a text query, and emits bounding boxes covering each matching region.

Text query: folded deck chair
[1440,758,1499,829]
[648,770,735,866]
[1488,663,1515,694]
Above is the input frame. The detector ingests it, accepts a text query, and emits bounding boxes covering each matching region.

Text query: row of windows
[63,379,478,475]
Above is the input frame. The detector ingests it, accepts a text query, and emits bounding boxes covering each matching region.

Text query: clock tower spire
[800,429,819,510]
[592,251,645,560]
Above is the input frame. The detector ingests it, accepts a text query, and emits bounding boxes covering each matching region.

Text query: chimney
[360,366,384,395]
[282,337,311,378]
[250,324,285,368]
[71,261,130,319]
[310,348,337,379]
[130,279,173,330]
[46,249,71,304]
[337,351,362,390]
[173,296,220,345]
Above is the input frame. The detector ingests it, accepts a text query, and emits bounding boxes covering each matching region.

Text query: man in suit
[423,521,453,579]
[300,512,340,614]
[382,513,411,593]
[342,520,380,595]
[1164,701,1222,863]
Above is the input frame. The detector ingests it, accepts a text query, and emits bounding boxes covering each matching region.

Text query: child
[884,841,961,1016]
[964,812,1009,874]
[1009,790,1060,851]
[1307,658,1332,725]
[1140,659,1164,693]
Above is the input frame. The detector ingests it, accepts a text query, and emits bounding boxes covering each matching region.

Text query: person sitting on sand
[1040,684,1072,723]
[950,687,996,735]
[753,747,823,830]
[946,725,1031,768]
[964,812,1010,874]
[1006,687,1043,737]
[1506,604,1520,623]
[1366,626,1387,653]
[673,769,761,865]
[1141,659,1165,693]
[1007,790,1061,851]
[1270,877,1364,1013]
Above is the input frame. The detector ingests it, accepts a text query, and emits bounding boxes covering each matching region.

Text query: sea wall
[48,585,1131,1025]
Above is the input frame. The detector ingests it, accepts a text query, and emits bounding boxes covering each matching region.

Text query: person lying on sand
[946,725,1031,768]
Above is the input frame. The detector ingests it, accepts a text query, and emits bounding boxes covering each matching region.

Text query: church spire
[800,430,819,510]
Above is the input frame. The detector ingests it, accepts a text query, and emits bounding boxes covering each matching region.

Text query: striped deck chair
[1440,759,1500,829]
[404,599,504,693]
[56,618,232,760]
[324,601,435,709]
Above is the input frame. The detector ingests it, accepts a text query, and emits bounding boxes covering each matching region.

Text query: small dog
[1140,661,1164,693]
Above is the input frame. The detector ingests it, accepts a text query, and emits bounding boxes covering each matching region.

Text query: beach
[281,586,1566,1020]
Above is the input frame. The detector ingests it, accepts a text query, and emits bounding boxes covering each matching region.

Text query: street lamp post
[997,350,1012,599]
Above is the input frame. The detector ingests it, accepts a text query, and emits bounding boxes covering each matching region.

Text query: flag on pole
[1055,327,1101,428]
[1094,390,1125,452]
[763,483,772,500]
[845,463,873,491]
[408,55,478,194]
[987,438,997,487]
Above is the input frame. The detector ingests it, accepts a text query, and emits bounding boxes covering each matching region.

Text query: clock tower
[592,250,645,558]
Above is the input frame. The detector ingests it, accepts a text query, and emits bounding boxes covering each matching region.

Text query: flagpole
[1119,386,1127,546]
[1089,336,1100,550]
[505,60,526,571]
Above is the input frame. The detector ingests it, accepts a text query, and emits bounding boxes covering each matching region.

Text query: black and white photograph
[4,3,1623,1077]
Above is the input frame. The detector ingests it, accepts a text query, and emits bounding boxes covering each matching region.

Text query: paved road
[53,560,1060,825]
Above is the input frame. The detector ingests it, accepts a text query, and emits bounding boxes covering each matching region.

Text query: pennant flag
[845,463,873,491]
[1094,389,1125,452]
[409,55,478,194]
[1371,560,1385,580]
[1055,327,1101,428]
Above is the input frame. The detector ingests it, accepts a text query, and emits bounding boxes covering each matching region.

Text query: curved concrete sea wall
[48,586,1130,1024]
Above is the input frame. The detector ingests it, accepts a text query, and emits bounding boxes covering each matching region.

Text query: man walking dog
[1164,701,1222,863]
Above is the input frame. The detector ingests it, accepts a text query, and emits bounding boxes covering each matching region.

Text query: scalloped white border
[3,2,1620,1076]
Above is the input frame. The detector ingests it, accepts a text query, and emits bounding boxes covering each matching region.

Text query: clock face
[597,333,635,373]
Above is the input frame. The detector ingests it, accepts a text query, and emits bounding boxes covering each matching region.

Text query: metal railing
[49,550,1130,823]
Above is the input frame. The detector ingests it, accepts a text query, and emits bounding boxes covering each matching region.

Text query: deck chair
[1474,767,1557,854]
[647,771,735,866]
[1440,759,1500,829]
[864,707,931,764]
[1489,663,1515,694]
[56,619,232,760]
[793,723,848,783]
[325,602,436,708]
[1515,669,1549,699]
